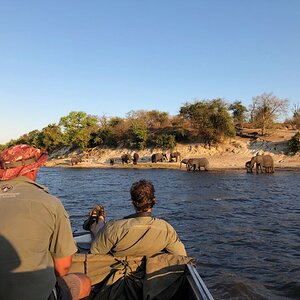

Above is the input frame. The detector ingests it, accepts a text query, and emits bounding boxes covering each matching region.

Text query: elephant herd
[71,151,275,175]
[245,154,275,174]
[109,153,140,165]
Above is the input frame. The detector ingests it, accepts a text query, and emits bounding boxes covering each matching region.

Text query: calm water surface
[38,168,300,300]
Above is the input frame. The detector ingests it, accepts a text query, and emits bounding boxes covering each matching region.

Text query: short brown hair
[130,179,156,212]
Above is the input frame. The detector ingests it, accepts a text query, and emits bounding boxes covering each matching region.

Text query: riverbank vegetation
[1,93,300,155]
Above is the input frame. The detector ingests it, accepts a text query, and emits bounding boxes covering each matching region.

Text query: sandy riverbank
[45,131,300,171]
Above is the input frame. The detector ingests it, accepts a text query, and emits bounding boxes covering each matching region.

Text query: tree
[229,101,248,128]
[59,111,99,148]
[15,130,43,148]
[180,99,235,146]
[40,124,65,152]
[155,134,176,150]
[126,110,170,129]
[129,127,148,150]
[250,93,289,135]
[290,104,300,129]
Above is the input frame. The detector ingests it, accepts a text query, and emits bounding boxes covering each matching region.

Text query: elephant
[133,153,139,165]
[245,161,251,173]
[169,151,181,162]
[109,158,115,165]
[180,158,189,168]
[121,154,132,164]
[186,158,210,171]
[249,154,274,174]
[70,156,82,166]
[151,153,167,163]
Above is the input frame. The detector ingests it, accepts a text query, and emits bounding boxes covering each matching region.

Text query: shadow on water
[38,168,300,300]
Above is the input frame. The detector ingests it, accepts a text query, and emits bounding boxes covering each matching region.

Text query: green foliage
[180,99,235,145]
[288,132,300,154]
[108,117,124,127]
[11,130,44,149]
[40,124,65,152]
[89,128,118,148]
[59,111,99,148]
[229,101,248,127]
[155,134,176,150]
[129,127,148,150]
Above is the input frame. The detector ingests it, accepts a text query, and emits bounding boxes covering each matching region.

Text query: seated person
[0,144,91,300]
[83,179,187,257]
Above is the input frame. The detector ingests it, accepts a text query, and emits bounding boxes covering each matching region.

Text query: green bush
[129,128,148,150]
[288,132,300,154]
[155,134,176,150]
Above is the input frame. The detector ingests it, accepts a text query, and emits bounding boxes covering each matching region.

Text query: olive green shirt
[0,176,77,300]
[91,213,187,257]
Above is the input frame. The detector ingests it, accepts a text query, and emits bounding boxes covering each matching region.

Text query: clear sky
[1,0,299,143]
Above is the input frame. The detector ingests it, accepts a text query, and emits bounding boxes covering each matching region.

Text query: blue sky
[1,0,299,143]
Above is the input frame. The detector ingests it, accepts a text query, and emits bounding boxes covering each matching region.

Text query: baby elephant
[186,158,210,171]
[245,161,252,173]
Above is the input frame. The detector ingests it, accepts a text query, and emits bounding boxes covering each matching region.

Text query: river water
[38,167,300,300]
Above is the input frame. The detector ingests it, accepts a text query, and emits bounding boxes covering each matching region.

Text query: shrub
[155,134,176,150]
[288,132,300,154]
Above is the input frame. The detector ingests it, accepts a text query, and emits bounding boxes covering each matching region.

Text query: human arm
[90,222,116,254]
[53,256,72,277]
[50,201,77,271]
[165,223,187,256]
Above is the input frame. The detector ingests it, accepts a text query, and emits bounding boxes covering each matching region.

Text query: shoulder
[103,218,128,231]
[153,217,177,231]
[17,177,67,214]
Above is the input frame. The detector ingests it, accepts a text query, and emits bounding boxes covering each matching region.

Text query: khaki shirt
[0,176,77,300]
[91,213,187,257]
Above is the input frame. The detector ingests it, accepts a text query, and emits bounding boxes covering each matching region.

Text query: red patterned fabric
[0,144,48,181]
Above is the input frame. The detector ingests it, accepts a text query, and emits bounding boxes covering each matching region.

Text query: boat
[72,232,214,300]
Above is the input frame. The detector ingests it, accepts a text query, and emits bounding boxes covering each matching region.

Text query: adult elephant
[186,158,210,171]
[133,153,139,165]
[121,154,132,164]
[250,154,274,174]
[70,156,82,166]
[169,151,181,162]
[151,153,167,163]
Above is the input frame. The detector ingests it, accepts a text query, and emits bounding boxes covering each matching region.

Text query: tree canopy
[180,99,235,146]
[1,95,293,153]
[250,93,289,135]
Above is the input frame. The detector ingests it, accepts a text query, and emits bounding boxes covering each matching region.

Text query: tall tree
[59,111,99,148]
[126,110,170,129]
[180,99,235,146]
[250,93,289,135]
[229,101,248,128]
[40,124,65,152]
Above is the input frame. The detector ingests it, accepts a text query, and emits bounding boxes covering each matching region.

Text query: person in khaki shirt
[0,144,91,300]
[84,179,187,257]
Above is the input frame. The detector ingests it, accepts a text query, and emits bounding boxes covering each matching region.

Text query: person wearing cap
[84,179,187,257]
[0,144,91,300]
